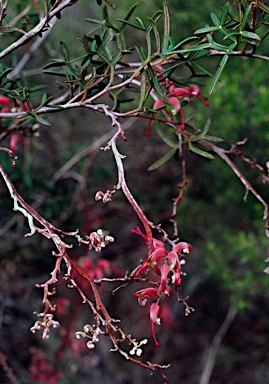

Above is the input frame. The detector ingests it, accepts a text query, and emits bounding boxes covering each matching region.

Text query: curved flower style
[150,303,161,347]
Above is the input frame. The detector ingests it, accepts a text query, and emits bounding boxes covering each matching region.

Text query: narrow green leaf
[154,125,177,148]
[43,60,66,69]
[258,2,269,14]
[136,17,146,30]
[194,26,219,34]
[117,18,146,31]
[145,30,152,57]
[220,3,230,26]
[119,3,138,31]
[240,5,252,31]
[189,118,211,141]
[162,0,170,51]
[152,75,164,97]
[138,70,146,109]
[0,68,13,83]
[223,32,239,41]
[210,13,221,27]
[208,53,229,95]
[165,36,198,52]
[189,143,214,159]
[148,147,177,171]
[34,115,51,126]
[203,134,224,142]
[240,31,260,40]
[60,41,70,62]
[148,10,163,26]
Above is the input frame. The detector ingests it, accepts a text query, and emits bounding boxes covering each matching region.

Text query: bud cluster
[30,314,60,340]
[87,229,114,252]
[75,324,104,350]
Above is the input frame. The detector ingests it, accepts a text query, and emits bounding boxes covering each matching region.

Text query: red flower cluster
[131,227,193,346]
[150,83,209,133]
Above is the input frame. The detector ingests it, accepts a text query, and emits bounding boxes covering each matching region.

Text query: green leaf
[138,70,147,109]
[210,13,221,27]
[119,3,138,32]
[240,31,260,40]
[154,125,177,148]
[208,53,229,95]
[136,17,146,30]
[0,68,13,83]
[240,5,252,31]
[117,18,146,31]
[34,115,51,126]
[43,60,66,70]
[164,36,198,52]
[162,0,170,51]
[188,143,214,159]
[189,118,211,141]
[194,26,219,34]
[148,147,177,171]
[60,41,70,62]
[152,75,164,97]
[220,3,230,26]
[203,134,224,142]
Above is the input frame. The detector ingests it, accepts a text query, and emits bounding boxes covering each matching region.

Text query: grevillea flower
[169,84,209,107]
[168,96,181,115]
[159,263,170,293]
[10,134,20,153]
[188,84,209,107]
[153,99,164,110]
[172,241,193,255]
[150,303,161,347]
[130,226,166,251]
[133,287,158,306]
[0,95,11,106]
[135,247,166,277]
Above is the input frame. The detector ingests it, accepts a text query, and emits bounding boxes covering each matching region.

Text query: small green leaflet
[148,147,177,171]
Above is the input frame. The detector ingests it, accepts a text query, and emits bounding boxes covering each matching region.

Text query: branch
[199,304,237,384]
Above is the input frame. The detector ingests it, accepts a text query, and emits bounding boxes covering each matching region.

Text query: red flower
[172,241,193,255]
[10,134,20,153]
[130,226,166,251]
[133,287,158,306]
[0,95,11,106]
[135,247,166,277]
[159,263,170,293]
[169,84,209,107]
[153,99,164,110]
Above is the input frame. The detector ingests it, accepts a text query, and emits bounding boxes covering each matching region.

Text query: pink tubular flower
[172,242,193,255]
[188,85,209,107]
[0,95,11,106]
[169,85,190,98]
[159,263,170,293]
[130,226,166,251]
[170,84,209,107]
[168,96,181,115]
[133,287,158,306]
[10,134,20,153]
[153,99,164,110]
[168,97,185,130]
[150,303,161,347]
[135,247,166,277]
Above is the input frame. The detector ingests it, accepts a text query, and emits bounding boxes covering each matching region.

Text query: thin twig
[199,304,237,384]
